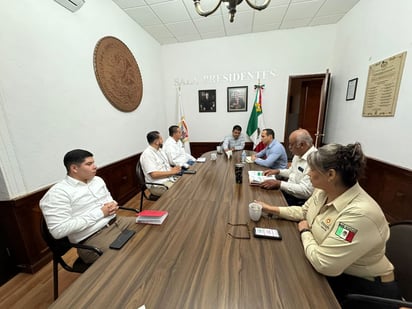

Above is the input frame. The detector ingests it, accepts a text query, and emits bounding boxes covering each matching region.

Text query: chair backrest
[40,217,72,258]
[386,221,412,301]
[136,159,147,188]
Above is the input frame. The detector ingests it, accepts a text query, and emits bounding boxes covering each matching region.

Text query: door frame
[284,71,331,151]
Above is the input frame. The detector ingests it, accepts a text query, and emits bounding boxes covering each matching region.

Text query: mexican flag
[247,84,266,152]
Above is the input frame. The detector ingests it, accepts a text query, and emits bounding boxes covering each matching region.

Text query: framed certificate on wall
[346,78,358,101]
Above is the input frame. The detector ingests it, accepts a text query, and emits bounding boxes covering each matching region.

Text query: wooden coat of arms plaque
[94,36,143,112]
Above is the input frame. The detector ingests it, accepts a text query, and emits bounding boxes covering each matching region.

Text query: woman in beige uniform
[256,143,401,308]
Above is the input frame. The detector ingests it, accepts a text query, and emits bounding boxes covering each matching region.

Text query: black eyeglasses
[227,222,250,239]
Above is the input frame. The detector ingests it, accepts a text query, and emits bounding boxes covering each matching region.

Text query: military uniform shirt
[278,183,394,279]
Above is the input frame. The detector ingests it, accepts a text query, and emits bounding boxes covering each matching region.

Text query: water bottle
[241,150,246,163]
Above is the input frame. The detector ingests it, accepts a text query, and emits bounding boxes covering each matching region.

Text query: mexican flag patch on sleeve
[335,222,357,242]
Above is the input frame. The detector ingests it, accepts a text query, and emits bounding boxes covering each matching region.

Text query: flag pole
[247,80,266,151]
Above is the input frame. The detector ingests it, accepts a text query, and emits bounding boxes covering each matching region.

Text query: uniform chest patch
[320,218,332,231]
[335,222,357,242]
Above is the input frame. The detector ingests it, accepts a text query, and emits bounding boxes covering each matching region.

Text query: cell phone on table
[253,227,282,240]
[183,170,196,174]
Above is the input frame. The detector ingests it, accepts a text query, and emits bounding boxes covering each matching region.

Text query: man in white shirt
[222,125,245,152]
[163,125,195,168]
[40,149,136,264]
[260,129,317,205]
[140,131,181,196]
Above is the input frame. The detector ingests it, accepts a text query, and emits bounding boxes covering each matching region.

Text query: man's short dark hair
[232,125,242,132]
[147,131,160,144]
[169,125,179,137]
[264,128,275,138]
[63,149,93,173]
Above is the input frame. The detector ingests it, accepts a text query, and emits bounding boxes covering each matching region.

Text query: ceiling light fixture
[193,0,271,23]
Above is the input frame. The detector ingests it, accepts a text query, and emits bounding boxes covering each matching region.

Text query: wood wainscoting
[359,157,412,223]
[0,154,141,276]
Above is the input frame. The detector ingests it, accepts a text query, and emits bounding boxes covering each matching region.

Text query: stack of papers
[136,210,168,225]
[196,157,206,163]
[248,171,276,185]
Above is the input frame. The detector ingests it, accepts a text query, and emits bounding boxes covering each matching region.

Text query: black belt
[80,216,117,244]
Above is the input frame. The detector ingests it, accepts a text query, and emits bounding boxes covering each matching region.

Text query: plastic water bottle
[241,150,246,163]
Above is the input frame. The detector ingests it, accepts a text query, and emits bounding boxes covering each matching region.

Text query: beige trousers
[78,216,136,264]
[148,180,174,196]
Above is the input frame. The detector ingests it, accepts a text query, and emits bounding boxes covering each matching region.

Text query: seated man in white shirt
[163,125,195,168]
[222,125,245,152]
[140,131,181,197]
[40,149,136,264]
[260,129,317,205]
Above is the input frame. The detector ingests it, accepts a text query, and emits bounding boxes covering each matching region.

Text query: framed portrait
[227,86,248,112]
[198,89,216,112]
[346,78,358,101]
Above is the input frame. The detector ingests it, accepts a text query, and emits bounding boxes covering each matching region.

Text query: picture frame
[198,89,216,112]
[227,86,248,112]
[346,78,358,101]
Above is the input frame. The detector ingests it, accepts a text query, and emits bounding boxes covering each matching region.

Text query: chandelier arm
[193,0,223,17]
[244,0,271,10]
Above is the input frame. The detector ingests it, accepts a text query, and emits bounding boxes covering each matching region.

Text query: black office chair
[136,159,168,212]
[40,216,103,300]
[344,221,412,308]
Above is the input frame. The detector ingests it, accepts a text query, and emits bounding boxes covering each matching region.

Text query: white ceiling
[113,0,360,45]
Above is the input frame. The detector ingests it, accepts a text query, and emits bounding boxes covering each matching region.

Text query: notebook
[136,210,168,225]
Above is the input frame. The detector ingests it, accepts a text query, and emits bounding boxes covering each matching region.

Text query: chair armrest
[345,294,412,307]
[71,243,103,256]
[119,206,140,213]
[145,182,169,189]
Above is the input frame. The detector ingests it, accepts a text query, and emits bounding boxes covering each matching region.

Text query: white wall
[161,26,336,142]
[325,0,412,169]
[2,0,411,200]
[0,0,165,199]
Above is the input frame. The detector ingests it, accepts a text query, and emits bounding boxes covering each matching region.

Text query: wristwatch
[300,228,311,235]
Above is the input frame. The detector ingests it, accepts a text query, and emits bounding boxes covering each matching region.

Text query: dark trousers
[282,192,306,206]
[327,273,402,309]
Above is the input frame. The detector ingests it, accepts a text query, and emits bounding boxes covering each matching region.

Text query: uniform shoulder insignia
[335,222,357,242]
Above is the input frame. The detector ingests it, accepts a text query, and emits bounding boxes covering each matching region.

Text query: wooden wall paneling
[97,154,140,205]
[0,189,51,274]
[360,157,412,223]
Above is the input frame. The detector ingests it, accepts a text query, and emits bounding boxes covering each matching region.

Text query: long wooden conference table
[50,151,340,308]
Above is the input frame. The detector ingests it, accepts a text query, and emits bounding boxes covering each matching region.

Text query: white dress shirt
[163,136,195,166]
[140,145,173,185]
[279,146,317,199]
[39,175,115,243]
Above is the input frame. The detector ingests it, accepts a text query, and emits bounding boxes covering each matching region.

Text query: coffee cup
[249,202,262,221]
[216,146,222,154]
[226,150,232,159]
[211,153,217,160]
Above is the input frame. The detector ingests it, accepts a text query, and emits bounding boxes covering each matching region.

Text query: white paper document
[248,171,276,185]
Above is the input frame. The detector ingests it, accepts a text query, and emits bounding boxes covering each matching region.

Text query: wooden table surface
[50,151,340,308]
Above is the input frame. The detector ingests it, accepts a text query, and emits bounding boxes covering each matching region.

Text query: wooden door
[284,71,331,157]
[299,79,323,143]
